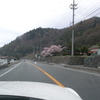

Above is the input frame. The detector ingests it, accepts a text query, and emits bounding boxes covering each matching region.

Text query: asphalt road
[0,60,100,100]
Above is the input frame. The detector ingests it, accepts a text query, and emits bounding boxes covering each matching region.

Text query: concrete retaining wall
[39,56,87,65]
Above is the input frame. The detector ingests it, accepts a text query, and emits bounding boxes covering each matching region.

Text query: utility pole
[37,45,38,55]
[39,40,42,60]
[70,0,77,56]
[33,46,35,58]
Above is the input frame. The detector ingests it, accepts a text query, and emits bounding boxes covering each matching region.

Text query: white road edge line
[54,65,100,77]
[0,61,22,78]
[41,63,100,77]
[65,67,100,77]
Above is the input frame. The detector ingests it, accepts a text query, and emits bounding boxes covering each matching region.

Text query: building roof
[0,56,16,59]
[88,45,100,50]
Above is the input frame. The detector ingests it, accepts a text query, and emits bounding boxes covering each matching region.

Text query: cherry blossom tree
[41,45,66,57]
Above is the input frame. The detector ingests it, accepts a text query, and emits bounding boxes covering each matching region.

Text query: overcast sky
[0,0,100,47]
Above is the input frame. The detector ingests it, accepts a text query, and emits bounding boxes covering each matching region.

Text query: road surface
[0,60,100,100]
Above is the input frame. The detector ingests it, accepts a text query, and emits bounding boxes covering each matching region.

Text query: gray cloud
[0,0,100,47]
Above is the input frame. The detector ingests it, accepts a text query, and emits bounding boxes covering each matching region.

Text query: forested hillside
[0,17,100,57]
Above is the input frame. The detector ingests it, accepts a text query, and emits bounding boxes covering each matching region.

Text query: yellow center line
[27,62,65,87]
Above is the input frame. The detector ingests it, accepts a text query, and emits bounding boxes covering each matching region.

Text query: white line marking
[0,61,22,78]
[58,65,100,76]
[64,67,100,77]
[41,63,100,77]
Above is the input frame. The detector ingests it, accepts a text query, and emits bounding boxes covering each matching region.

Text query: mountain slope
[0,17,100,57]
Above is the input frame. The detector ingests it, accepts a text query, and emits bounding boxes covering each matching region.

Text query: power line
[82,7,100,20]
[58,10,71,28]
[95,12,100,16]
[75,1,100,22]
[54,0,81,28]
[76,0,81,4]
[83,1,100,16]
[54,8,71,28]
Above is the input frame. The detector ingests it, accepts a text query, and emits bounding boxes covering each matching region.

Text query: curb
[0,60,21,70]
[41,62,100,74]
[64,65,100,74]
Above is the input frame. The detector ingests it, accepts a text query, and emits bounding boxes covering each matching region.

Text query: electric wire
[95,12,100,16]
[55,0,80,28]
[58,10,71,28]
[76,0,81,4]
[81,7,100,20]
[54,7,71,28]
[75,1,100,23]
[55,0,100,29]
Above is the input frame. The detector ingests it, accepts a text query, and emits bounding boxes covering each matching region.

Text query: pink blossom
[41,45,66,57]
